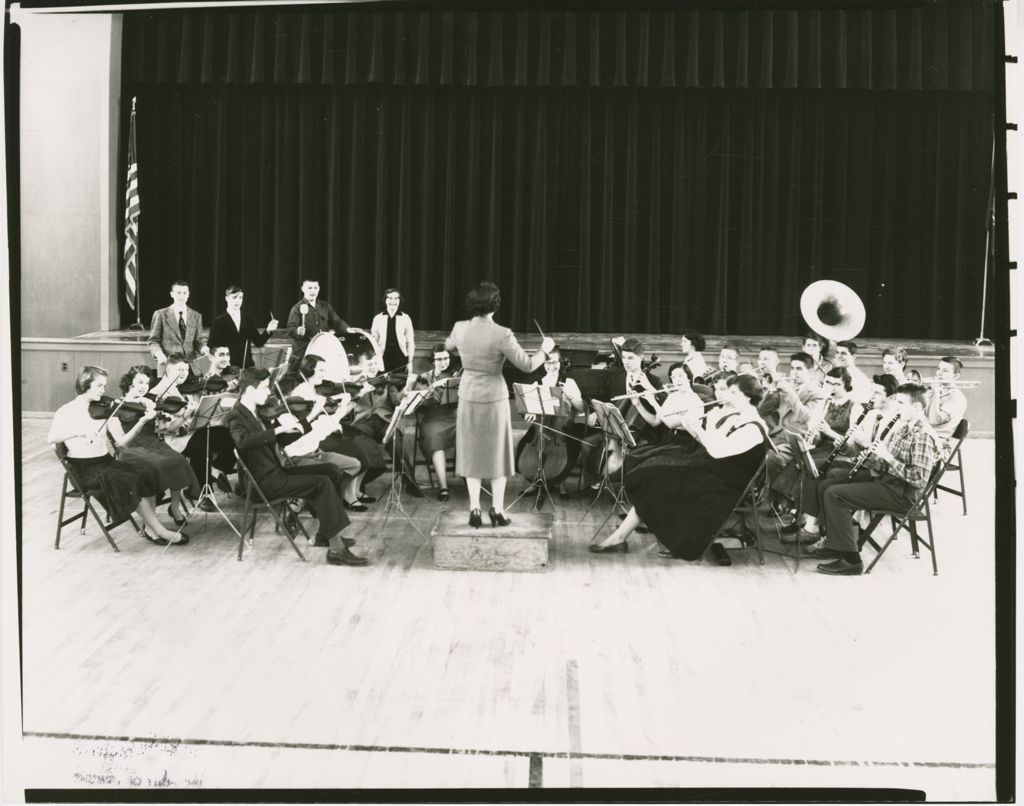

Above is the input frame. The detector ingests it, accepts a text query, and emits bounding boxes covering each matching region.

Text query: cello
[514,356,583,488]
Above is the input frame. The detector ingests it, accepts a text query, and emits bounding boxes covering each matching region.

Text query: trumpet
[917,376,980,388]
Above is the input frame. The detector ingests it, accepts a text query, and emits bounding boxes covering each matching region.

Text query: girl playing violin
[106,366,201,526]
[47,366,191,545]
[410,344,460,501]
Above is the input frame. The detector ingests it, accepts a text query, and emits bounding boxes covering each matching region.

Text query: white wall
[17,10,120,337]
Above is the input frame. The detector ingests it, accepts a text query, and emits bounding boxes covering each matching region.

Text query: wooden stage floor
[13,419,997,797]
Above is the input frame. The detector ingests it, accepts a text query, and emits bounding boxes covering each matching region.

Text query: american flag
[123,98,140,311]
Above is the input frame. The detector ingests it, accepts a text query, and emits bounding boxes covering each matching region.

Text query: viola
[256,396,317,447]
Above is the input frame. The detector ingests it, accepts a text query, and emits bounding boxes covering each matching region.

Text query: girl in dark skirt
[107,366,201,525]
[47,366,190,545]
[588,374,768,562]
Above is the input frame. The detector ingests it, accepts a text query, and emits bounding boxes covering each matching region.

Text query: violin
[178,368,239,395]
[87,395,150,425]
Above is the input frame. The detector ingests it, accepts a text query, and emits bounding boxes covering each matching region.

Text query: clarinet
[846,414,902,480]
[797,398,833,479]
[819,403,873,474]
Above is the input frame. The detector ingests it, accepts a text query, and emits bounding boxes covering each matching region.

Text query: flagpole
[126,96,145,330]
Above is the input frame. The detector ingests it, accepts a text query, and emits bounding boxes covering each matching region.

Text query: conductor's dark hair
[827,367,853,392]
[727,373,763,406]
[681,329,706,352]
[76,365,108,395]
[621,338,644,355]
[465,282,501,316]
[239,368,271,395]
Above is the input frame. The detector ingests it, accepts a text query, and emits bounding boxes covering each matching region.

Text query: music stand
[509,383,564,512]
[177,392,241,539]
[379,391,428,539]
[253,345,292,371]
[579,401,636,535]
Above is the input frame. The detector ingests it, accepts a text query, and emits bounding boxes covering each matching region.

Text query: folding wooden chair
[53,443,144,552]
[859,461,948,576]
[722,426,783,566]
[233,449,309,562]
[932,419,969,515]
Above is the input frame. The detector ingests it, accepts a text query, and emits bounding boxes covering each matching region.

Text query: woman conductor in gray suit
[446,282,554,528]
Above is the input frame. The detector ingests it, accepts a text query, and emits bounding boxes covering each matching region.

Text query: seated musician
[151,353,238,509]
[47,365,190,545]
[347,348,421,496]
[809,383,944,576]
[106,365,201,526]
[925,356,968,449]
[794,373,900,545]
[774,367,864,543]
[267,357,365,511]
[203,344,240,391]
[758,352,828,487]
[411,344,461,501]
[588,374,768,567]
[226,369,367,566]
[679,329,709,382]
[803,332,834,380]
[881,347,910,385]
[577,337,664,490]
[514,345,587,497]
[832,340,872,404]
[661,362,706,428]
[717,345,740,376]
[756,347,780,388]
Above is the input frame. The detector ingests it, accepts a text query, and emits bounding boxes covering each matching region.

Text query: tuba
[800,280,866,343]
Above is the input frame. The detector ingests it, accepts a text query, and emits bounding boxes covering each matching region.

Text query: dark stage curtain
[119,8,996,339]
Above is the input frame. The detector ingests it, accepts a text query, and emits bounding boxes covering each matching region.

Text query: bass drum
[305,332,350,383]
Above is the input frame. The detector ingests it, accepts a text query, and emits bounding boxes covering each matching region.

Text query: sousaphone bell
[800,280,866,342]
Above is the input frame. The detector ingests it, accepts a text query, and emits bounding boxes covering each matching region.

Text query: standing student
[147,280,208,376]
[208,285,279,369]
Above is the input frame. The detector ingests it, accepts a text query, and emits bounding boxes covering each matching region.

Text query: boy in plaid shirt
[811,383,943,576]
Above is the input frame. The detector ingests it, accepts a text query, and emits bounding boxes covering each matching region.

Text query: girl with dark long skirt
[588,374,768,562]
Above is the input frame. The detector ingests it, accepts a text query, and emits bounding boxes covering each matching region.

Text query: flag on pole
[124,98,140,312]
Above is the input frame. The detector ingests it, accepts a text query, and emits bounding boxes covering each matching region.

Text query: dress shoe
[657,548,682,559]
[357,494,377,504]
[326,547,368,566]
[198,498,218,513]
[588,540,628,554]
[488,508,512,527]
[214,473,233,494]
[168,532,190,546]
[816,557,864,576]
[708,542,732,567]
[140,529,169,546]
[313,533,355,548]
[805,543,844,561]
[168,505,187,527]
[781,528,821,546]
[344,501,368,513]
[468,508,482,528]
[438,488,450,502]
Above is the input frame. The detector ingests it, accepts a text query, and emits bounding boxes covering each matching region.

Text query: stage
[14,417,996,796]
[20,330,998,436]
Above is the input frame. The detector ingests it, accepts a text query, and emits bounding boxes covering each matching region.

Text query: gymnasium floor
[12,418,997,798]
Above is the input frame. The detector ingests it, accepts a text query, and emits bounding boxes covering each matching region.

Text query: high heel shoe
[488,508,511,527]
[168,504,186,527]
[468,509,482,528]
[588,539,629,554]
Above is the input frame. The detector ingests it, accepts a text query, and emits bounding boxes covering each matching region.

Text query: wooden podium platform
[431,510,553,572]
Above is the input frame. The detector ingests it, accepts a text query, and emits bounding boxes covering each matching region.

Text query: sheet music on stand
[592,400,637,449]
[437,376,461,407]
[512,383,564,417]
[254,345,293,371]
[383,391,423,445]
[190,392,240,430]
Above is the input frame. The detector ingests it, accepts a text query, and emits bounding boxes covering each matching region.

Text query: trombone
[918,376,981,389]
